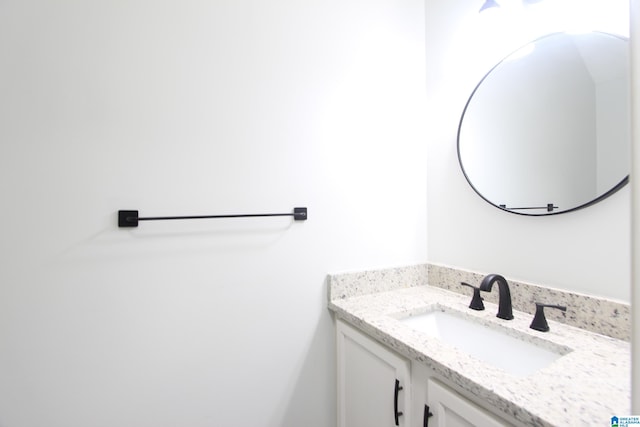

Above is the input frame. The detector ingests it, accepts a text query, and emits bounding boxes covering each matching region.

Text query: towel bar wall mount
[118,207,307,228]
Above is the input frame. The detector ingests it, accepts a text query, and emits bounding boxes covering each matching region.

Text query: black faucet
[530,303,567,332]
[461,282,485,311]
[479,274,513,320]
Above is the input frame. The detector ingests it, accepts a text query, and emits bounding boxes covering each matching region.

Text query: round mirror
[457,32,630,215]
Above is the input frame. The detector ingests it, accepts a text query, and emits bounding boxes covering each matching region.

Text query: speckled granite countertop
[329,285,630,427]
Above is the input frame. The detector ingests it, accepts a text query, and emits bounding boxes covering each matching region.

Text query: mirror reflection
[457,32,630,215]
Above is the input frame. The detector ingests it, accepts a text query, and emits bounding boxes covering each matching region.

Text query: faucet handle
[530,302,567,332]
[461,282,484,311]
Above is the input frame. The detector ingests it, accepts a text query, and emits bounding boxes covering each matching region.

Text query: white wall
[631,0,640,413]
[425,0,632,301]
[0,1,428,426]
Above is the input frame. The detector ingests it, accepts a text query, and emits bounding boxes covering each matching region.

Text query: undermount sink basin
[399,306,569,377]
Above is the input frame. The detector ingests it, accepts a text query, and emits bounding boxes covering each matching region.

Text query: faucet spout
[479,274,514,320]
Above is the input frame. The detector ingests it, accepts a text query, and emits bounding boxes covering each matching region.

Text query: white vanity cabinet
[412,363,511,427]
[426,380,508,427]
[338,319,521,427]
[337,320,411,427]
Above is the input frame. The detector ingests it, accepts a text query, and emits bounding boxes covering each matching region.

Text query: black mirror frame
[456,32,630,216]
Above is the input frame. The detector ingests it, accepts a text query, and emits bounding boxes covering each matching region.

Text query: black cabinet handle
[394,379,404,426]
[423,404,433,427]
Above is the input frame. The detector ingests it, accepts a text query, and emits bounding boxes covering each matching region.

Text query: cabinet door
[427,380,508,427]
[337,320,411,427]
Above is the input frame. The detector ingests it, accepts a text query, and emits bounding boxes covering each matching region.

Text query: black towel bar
[498,203,557,212]
[118,207,307,227]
